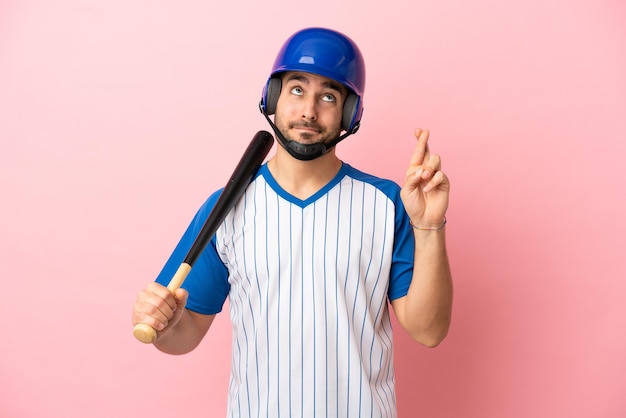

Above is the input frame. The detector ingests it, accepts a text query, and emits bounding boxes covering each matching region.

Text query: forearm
[153,309,214,355]
[395,228,453,347]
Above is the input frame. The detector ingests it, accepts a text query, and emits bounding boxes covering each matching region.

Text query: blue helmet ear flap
[262,77,282,115]
[342,93,361,133]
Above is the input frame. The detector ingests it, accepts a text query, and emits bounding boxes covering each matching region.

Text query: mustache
[289,121,323,132]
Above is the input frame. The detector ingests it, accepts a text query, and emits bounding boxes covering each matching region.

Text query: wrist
[409,216,447,231]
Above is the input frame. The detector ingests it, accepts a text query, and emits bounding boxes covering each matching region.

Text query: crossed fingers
[406,129,445,192]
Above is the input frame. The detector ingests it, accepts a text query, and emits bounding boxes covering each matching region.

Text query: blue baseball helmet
[260,27,366,134]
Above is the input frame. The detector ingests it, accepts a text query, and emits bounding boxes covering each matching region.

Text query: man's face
[274,71,346,145]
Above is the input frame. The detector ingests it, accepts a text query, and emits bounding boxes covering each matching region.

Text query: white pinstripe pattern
[216,166,400,418]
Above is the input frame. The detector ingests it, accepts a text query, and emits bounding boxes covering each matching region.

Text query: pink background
[1,1,625,417]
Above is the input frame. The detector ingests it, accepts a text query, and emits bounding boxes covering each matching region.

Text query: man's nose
[301,97,318,120]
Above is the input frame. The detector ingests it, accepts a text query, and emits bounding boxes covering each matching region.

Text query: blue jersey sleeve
[155,190,230,315]
[387,195,415,301]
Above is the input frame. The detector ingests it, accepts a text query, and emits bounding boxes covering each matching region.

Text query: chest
[215,177,397,307]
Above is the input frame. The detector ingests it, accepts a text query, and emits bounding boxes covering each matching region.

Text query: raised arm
[391,128,453,347]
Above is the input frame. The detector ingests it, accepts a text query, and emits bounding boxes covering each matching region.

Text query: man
[132,27,452,417]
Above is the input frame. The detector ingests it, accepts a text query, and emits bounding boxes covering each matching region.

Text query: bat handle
[133,263,192,344]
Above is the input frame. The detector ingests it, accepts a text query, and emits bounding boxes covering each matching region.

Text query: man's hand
[132,282,188,340]
[400,128,450,229]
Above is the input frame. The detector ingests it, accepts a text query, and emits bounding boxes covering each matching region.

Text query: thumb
[173,288,188,310]
[167,288,189,328]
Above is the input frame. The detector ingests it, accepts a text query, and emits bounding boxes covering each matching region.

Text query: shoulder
[341,163,402,200]
[196,187,224,215]
[194,164,267,223]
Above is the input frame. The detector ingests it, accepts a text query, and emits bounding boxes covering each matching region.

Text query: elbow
[414,327,449,348]
[407,318,451,348]
[392,295,453,348]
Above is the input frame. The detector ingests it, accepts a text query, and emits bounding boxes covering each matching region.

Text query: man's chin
[288,132,323,144]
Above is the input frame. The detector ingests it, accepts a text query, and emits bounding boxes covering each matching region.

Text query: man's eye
[290,87,304,96]
[321,94,336,103]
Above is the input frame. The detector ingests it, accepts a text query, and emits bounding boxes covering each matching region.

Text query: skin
[132,71,453,353]
[392,128,453,347]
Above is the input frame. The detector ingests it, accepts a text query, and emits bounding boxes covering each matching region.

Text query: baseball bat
[133,130,274,344]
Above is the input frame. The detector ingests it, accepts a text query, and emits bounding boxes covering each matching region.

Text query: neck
[267,147,342,200]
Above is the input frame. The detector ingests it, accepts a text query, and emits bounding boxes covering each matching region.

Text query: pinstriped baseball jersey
[156,162,415,418]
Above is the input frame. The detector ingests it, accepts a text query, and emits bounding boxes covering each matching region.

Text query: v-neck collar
[258,162,349,208]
